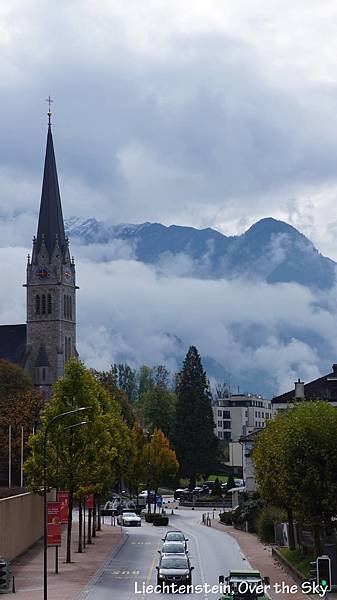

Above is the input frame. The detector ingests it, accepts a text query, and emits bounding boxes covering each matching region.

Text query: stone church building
[0,120,77,392]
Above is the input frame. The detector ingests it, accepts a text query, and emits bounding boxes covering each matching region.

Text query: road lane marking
[140,540,160,600]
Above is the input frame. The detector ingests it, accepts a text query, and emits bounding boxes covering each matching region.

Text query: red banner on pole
[58,491,69,524]
[85,494,94,509]
[47,502,61,546]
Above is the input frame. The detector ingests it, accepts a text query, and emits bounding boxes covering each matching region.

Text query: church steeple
[36,124,66,257]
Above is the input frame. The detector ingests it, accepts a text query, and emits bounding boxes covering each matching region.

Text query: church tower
[25,114,77,390]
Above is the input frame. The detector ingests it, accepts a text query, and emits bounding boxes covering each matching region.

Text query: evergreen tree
[174,346,218,488]
[212,477,223,497]
[225,472,236,493]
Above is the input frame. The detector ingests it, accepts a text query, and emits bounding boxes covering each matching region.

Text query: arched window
[64,295,66,318]
[69,296,72,320]
[42,368,46,381]
[35,295,40,314]
[68,337,71,359]
[41,294,46,314]
[47,294,52,314]
[65,337,68,362]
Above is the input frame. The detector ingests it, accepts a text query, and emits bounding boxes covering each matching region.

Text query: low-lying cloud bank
[1,245,337,398]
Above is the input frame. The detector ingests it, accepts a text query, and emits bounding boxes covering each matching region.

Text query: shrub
[144,513,156,523]
[231,497,264,532]
[256,506,286,543]
[219,511,233,525]
[153,515,169,526]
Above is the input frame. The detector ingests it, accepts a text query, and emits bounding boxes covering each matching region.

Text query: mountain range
[66,217,336,289]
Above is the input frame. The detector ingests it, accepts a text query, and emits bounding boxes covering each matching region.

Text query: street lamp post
[43,407,89,600]
[145,432,154,514]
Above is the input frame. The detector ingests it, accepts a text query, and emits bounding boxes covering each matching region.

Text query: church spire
[36,117,66,257]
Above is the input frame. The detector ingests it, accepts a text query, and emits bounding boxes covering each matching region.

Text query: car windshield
[162,543,185,553]
[161,557,188,569]
[166,533,184,541]
[124,513,137,517]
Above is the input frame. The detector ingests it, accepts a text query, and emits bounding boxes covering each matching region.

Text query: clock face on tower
[63,269,72,282]
[36,266,50,281]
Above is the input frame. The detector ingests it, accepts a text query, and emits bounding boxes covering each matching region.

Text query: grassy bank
[278,548,314,578]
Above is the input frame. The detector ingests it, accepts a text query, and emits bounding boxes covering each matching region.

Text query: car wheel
[156,579,163,592]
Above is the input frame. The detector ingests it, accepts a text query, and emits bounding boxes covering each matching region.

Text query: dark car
[159,542,187,555]
[162,531,189,550]
[174,488,188,500]
[156,554,194,591]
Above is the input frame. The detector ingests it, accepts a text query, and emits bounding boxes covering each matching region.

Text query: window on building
[47,294,52,314]
[217,420,222,428]
[223,410,230,419]
[42,368,45,381]
[217,410,222,417]
[35,295,40,314]
[64,295,66,318]
[69,296,72,320]
[41,294,46,314]
[223,431,231,440]
[223,420,231,429]
[218,431,223,439]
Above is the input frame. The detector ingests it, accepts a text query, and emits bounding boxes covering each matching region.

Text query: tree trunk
[313,522,322,557]
[78,498,83,553]
[92,502,96,538]
[87,508,92,544]
[97,496,101,532]
[154,490,157,514]
[287,507,296,551]
[66,490,74,563]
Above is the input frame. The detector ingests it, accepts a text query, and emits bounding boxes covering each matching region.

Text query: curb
[76,532,128,600]
[271,548,305,585]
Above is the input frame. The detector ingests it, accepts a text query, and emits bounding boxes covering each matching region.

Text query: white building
[213,393,272,442]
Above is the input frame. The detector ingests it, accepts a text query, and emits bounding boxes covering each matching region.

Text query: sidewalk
[11,519,125,600]
[211,518,337,599]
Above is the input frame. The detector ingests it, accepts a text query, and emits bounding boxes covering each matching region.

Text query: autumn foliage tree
[145,428,179,512]
[0,360,44,485]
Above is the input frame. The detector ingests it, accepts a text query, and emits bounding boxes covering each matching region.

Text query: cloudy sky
[2,1,337,395]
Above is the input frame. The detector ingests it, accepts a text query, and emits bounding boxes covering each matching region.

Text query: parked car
[139,490,155,501]
[117,511,141,526]
[174,488,188,500]
[159,542,187,555]
[156,554,194,591]
[162,530,189,550]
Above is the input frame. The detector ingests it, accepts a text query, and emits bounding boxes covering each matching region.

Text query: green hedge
[144,513,169,525]
[219,511,233,525]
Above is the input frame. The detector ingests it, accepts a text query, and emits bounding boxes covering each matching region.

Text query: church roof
[36,124,66,256]
[0,324,27,367]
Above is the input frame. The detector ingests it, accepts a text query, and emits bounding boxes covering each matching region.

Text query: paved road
[81,508,249,599]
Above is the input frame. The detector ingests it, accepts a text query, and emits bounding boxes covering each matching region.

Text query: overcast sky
[2,1,337,394]
[1,0,337,256]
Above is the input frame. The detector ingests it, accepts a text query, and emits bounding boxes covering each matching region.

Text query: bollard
[171,509,174,515]
[12,575,15,593]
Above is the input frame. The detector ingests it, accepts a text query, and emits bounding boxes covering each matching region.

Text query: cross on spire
[46,95,53,125]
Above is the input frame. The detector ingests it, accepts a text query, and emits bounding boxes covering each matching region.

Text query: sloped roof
[0,324,27,366]
[273,364,337,404]
[36,124,66,256]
